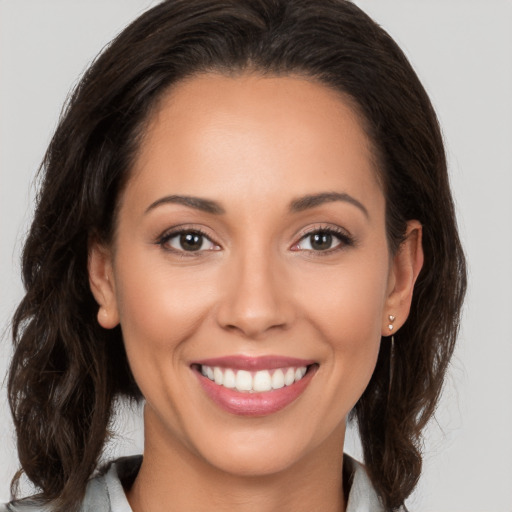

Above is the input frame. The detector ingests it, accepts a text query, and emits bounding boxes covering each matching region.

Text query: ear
[88,240,119,329]
[382,220,424,335]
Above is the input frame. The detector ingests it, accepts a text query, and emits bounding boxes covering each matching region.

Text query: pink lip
[192,355,315,371]
[191,356,318,417]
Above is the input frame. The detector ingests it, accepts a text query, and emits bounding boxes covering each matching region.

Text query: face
[90,73,422,478]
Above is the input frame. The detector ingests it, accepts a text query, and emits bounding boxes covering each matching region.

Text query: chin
[200,440,312,478]
[185,414,346,479]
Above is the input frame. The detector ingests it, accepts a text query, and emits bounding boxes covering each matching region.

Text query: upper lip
[191,355,316,371]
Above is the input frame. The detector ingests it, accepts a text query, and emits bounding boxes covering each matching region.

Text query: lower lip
[194,366,317,417]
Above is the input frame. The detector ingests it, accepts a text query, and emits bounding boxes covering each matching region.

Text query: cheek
[112,252,218,359]
[297,256,389,343]
[294,253,389,398]
[112,253,223,429]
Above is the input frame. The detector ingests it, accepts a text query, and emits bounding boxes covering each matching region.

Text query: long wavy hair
[7,1,466,510]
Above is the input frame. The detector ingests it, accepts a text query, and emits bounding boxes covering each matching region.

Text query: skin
[89,73,423,512]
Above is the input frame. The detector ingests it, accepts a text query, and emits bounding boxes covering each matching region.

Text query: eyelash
[292,225,355,255]
[156,225,355,255]
[156,227,219,256]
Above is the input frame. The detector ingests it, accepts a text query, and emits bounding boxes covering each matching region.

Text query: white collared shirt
[2,454,388,511]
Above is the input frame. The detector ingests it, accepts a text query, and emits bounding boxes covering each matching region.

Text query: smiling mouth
[194,364,315,393]
[191,358,319,416]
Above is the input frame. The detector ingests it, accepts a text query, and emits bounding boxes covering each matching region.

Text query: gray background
[1,1,511,510]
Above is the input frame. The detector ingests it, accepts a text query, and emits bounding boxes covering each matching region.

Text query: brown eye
[310,232,333,251]
[162,230,219,252]
[296,230,342,251]
[179,233,204,251]
[292,228,354,253]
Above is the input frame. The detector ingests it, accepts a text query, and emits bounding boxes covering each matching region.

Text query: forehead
[126,73,382,214]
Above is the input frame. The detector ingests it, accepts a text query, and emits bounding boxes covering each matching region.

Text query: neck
[126,410,347,512]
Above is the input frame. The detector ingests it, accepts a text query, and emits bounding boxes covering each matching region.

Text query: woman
[4,0,466,511]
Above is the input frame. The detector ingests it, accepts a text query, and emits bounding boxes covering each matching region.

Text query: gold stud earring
[388,314,396,332]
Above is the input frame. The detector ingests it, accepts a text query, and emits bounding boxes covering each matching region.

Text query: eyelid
[156,225,221,254]
[154,223,354,255]
[291,224,355,252]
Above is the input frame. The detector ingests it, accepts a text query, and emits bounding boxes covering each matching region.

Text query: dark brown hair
[8,1,466,510]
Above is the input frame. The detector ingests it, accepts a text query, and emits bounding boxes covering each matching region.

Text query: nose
[216,249,294,339]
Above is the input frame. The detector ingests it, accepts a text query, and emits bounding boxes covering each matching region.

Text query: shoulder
[345,454,386,512]
[344,454,406,512]
[86,455,141,511]
[81,455,142,511]
[1,455,142,512]
[0,499,52,512]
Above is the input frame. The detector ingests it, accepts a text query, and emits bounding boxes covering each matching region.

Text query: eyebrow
[144,191,368,218]
[145,195,225,215]
[289,192,369,218]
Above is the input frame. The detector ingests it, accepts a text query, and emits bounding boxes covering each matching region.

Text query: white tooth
[284,368,295,386]
[271,369,285,389]
[235,370,253,391]
[201,366,207,377]
[294,366,307,380]
[214,367,223,385]
[204,366,214,380]
[253,370,272,392]
[223,369,236,388]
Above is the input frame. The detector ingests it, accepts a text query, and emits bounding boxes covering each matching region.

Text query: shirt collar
[98,454,385,512]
